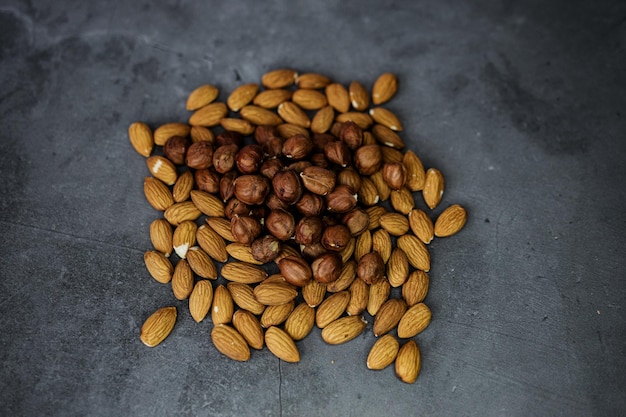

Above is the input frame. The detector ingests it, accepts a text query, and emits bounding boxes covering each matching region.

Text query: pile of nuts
[131,69,467,384]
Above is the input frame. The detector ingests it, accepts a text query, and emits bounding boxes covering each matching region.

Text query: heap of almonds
[130,69,467,384]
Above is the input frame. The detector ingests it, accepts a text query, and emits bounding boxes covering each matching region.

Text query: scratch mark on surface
[278,359,283,417]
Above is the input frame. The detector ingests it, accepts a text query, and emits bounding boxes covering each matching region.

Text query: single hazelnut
[185,141,214,169]
[311,252,342,284]
[324,141,351,167]
[194,168,220,194]
[321,224,352,252]
[325,184,358,213]
[294,216,324,245]
[230,214,262,245]
[263,137,284,158]
[224,197,251,220]
[339,121,363,150]
[341,208,370,236]
[216,130,243,147]
[251,235,281,263]
[295,193,325,216]
[272,169,303,205]
[265,209,296,241]
[300,166,336,196]
[235,144,264,174]
[254,125,279,146]
[337,167,362,192]
[163,135,189,165]
[354,144,382,176]
[282,134,313,160]
[249,205,266,220]
[219,171,237,202]
[310,152,330,168]
[213,144,239,174]
[278,255,312,287]
[260,158,284,179]
[300,242,327,260]
[312,133,336,152]
[357,252,385,284]
[233,175,270,205]
[382,162,407,190]
[265,192,290,211]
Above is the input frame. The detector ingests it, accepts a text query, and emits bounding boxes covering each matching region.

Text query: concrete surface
[1,0,625,416]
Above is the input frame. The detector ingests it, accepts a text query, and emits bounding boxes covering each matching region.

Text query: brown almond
[206,217,236,242]
[253,89,293,108]
[321,315,367,345]
[265,326,300,363]
[434,204,467,237]
[232,310,265,350]
[140,306,177,347]
[369,107,403,131]
[387,247,409,288]
[325,258,357,293]
[354,230,372,262]
[227,283,266,315]
[164,200,201,226]
[196,224,229,262]
[372,73,398,105]
[335,112,373,130]
[325,83,350,113]
[211,324,250,361]
[150,219,173,257]
[128,122,154,157]
[372,124,404,149]
[366,205,387,230]
[171,259,194,300]
[262,69,298,89]
[315,291,351,328]
[408,209,434,244]
[379,212,410,236]
[190,190,225,217]
[381,146,404,164]
[144,250,173,284]
[172,220,197,259]
[146,156,177,185]
[254,282,298,306]
[297,73,331,89]
[310,106,335,134]
[397,234,430,272]
[349,81,369,111]
[367,334,400,370]
[367,277,390,316]
[292,89,328,110]
[397,302,432,338]
[302,279,326,308]
[339,237,356,263]
[346,277,369,316]
[390,187,415,215]
[402,270,429,306]
[284,303,316,341]
[277,101,311,128]
[395,340,421,384]
[189,280,213,323]
[211,284,234,325]
[402,150,426,191]
[240,105,283,126]
[422,168,444,210]
[189,102,229,127]
[222,262,268,284]
[276,123,310,139]
[186,84,219,111]
[190,125,215,143]
[260,300,295,328]
[172,170,194,203]
[227,83,259,111]
[373,298,407,337]
[154,123,190,146]
[144,177,174,211]
[358,177,380,206]
[219,118,255,135]
[372,229,392,264]
[186,246,217,279]
[225,242,263,265]
[369,171,391,201]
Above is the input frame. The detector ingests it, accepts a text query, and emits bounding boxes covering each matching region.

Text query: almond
[276,123,310,139]
[260,300,295,328]
[325,83,350,113]
[402,270,429,306]
[144,177,174,211]
[150,219,173,256]
[189,102,228,127]
[225,242,264,265]
[190,125,215,143]
[335,112,373,130]
[144,250,173,284]
[387,247,409,288]
[186,84,219,111]
[227,283,265,315]
[190,190,225,217]
[227,83,259,111]
[146,156,177,185]
[206,217,236,242]
[402,150,426,191]
[128,122,154,157]
[310,105,335,134]
[422,168,444,210]
[240,105,283,126]
[379,212,410,236]
[369,107,403,131]
[154,123,190,146]
[265,326,300,362]
[186,246,217,279]
[397,302,432,338]
[354,230,372,262]
[367,334,399,370]
[340,237,356,263]
[172,220,197,259]
[373,298,407,337]
[397,235,430,272]
[326,259,357,293]
[408,209,434,244]
[219,118,255,135]
[434,204,467,237]
[212,284,234,325]
[171,259,194,300]
[301,279,326,308]
[292,89,328,110]
[389,187,415,215]
[172,170,194,203]
[372,124,404,149]
[254,282,298,306]
[357,177,379,206]
[277,101,310,128]
[346,277,369,316]
[284,302,315,341]
[369,171,391,201]
[164,201,202,226]
[321,315,367,345]
[362,131,377,146]
[395,340,421,383]
[381,146,404,164]
[232,310,264,350]
[315,291,351,328]
[349,81,369,111]
[222,262,268,284]
[372,72,398,105]
[261,69,298,89]
[140,306,176,347]
[372,229,392,263]
[296,73,331,89]
[366,205,387,230]
[367,277,390,316]
[211,324,250,361]
[196,224,228,262]
[189,280,213,323]
[253,89,293,108]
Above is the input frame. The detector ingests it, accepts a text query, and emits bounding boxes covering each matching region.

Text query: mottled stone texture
[1,1,625,416]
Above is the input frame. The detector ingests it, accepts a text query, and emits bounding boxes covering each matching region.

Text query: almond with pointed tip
[311,106,335,134]
[321,315,367,345]
[196,224,229,262]
[190,190,225,217]
[278,101,311,128]
[408,209,434,244]
[144,251,173,284]
[369,107,403,131]
[211,324,250,361]
[397,234,430,272]
[211,284,234,325]
[206,217,236,242]
[284,303,315,341]
[335,112,373,130]
[372,229,392,263]
[187,84,219,111]
[402,270,429,306]
[422,168,444,209]
[372,124,405,149]
[189,102,228,127]
[128,122,154,157]
[372,73,398,105]
[387,247,409,288]
[379,212,410,236]
[227,283,265,315]
[172,170,194,203]
[373,298,407,337]
[297,73,331,89]
[367,277,390,316]
[190,125,215,143]
[315,291,351,328]
[434,204,467,237]
[395,340,421,383]
[219,118,255,135]
[189,280,213,323]
[349,81,369,111]
[232,310,264,350]
[254,282,298,305]
[302,279,326,308]
[265,326,300,362]
[262,69,298,89]
[172,220,197,259]
[397,302,432,338]
[154,123,190,146]
[144,177,174,211]
[292,89,328,110]
[389,187,415,215]
[260,300,295,328]
[254,89,293,108]
[227,83,259,111]
[140,306,177,347]
[240,105,283,126]
[150,219,173,257]
[146,156,177,185]
[186,246,217,279]
[225,242,264,265]
[367,334,400,370]
[171,259,194,300]
[326,83,350,113]
[221,262,268,284]
[346,277,368,316]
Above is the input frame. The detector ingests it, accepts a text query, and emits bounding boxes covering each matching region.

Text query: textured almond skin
[185,246,217,279]
[140,306,177,347]
[434,204,467,237]
[232,310,264,350]
[225,243,263,265]
[172,220,197,259]
[370,171,391,202]
[389,187,415,215]
[262,69,298,89]
[190,125,215,143]
[297,73,331,89]
[402,271,430,307]
[372,73,398,105]
[171,259,194,300]
[335,112,373,130]
[172,170,194,203]
[128,122,154,157]
[206,217,236,242]
[278,101,310,128]
[373,298,407,337]
[397,302,432,338]
[219,118,255,135]
[402,150,426,191]
[355,230,372,262]
[277,123,310,139]
[326,83,351,113]
[369,107,403,131]
[321,316,367,345]
[164,201,202,226]
[221,262,268,284]
[187,84,219,111]
[387,247,409,288]
[346,277,369,316]
[422,168,445,210]
[326,260,357,293]
[240,105,283,126]
[292,89,328,110]
[315,291,351,328]
[254,89,293,108]
[311,106,335,134]
[211,324,250,361]
[284,303,315,341]
[372,124,405,149]
[367,277,390,316]
[144,251,173,284]
[197,225,228,262]
[397,235,430,272]
[227,83,259,111]
[144,177,174,211]
[154,123,190,146]
[260,300,295,328]
[395,340,421,383]
[372,229,392,264]
[150,219,173,257]
[189,280,213,323]
[190,190,225,217]
[189,102,228,127]
[265,326,300,362]
[379,213,410,236]
[227,283,265,315]
[358,177,379,206]
[408,209,434,244]
[349,81,369,111]
[367,334,400,370]
[254,282,298,305]
[212,284,234,325]
[147,156,177,185]
[302,279,326,308]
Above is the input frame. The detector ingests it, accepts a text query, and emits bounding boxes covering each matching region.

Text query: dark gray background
[1,0,625,416]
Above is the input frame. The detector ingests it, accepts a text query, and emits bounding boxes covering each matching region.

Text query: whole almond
[190,125,215,143]
[197,224,229,262]
[315,291,351,328]
[128,122,154,157]
[325,83,350,113]
[390,187,415,215]
[225,242,263,265]
[206,217,236,242]
[211,324,250,361]
[164,201,200,226]
[144,250,173,284]
[186,246,217,279]
[310,106,335,134]
[372,73,398,105]
[362,131,376,146]
[402,270,429,306]
[150,218,173,256]
[227,283,266,315]
[260,300,295,328]
[212,284,234,325]
[397,302,432,338]
[189,102,228,127]
[297,73,331,89]
[187,84,219,111]
[154,123,190,146]
[372,124,405,149]
[395,340,421,383]
[189,280,213,323]
[372,229,392,264]
[219,118,255,135]
[434,204,467,237]
[349,81,369,111]
[381,146,404,164]
[172,170,194,203]
[284,303,315,341]
[369,107,403,131]
[171,259,194,300]
[402,150,426,191]
[366,205,387,230]
[346,277,369,316]
[254,282,298,306]
[321,315,367,345]
[140,306,176,347]
[355,230,372,262]
[147,156,177,185]
[222,262,268,284]
[265,326,300,363]
[292,89,328,110]
[408,209,434,244]
[302,279,326,308]
[422,168,444,210]
[387,247,409,288]
[358,177,380,206]
[337,167,362,193]
[367,277,390,316]
[335,112,373,130]
[379,212,410,236]
[172,220,197,259]
[253,89,293,108]
[367,334,400,370]
[369,171,391,201]
[340,237,356,263]
[373,298,407,337]
[262,69,298,89]
[227,83,259,111]
[144,177,174,211]
[278,101,311,128]
[232,310,265,350]
[277,123,310,139]
[190,190,225,217]
[326,259,357,293]
[240,105,283,126]
[397,234,430,272]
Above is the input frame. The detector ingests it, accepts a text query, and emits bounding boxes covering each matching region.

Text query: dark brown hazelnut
[339,121,363,150]
[163,136,189,165]
[311,252,342,283]
[310,152,330,168]
[278,255,312,287]
[254,125,279,146]
[286,161,311,173]
[324,141,351,167]
[231,214,262,245]
[185,141,214,169]
[321,224,352,252]
[249,205,266,220]
[194,168,220,194]
[265,209,295,241]
[341,208,370,236]
[312,133,336,152]
[251,235,281,263]
[282,134,313,160]
[260,158,284,179]
[300,242,327,260]
[294,216,324,245]
[337,167,362,192]
[295,193,325,216]
[357,252,385,284]
[224,198,250,220]
[354,144,382,176]
[216,130,243,146]
[265,192,290,211]
[382,162,407,190]
[219,171,237,202]
[213,144,239,174]
[300,166,336,196]
[263,137,284,158]
[272,169,302,205]
[233,175,270,205]
[236,144,264,174]
[330,122,344,138]
[325,184,358,213]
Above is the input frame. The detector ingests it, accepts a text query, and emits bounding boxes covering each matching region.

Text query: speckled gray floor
[1,1,625,416]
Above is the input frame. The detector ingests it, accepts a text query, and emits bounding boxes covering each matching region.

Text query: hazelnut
[224,197,250,220]
[265,209,295,241]
[311,252,342,283]
[300,242,327,260]
[195,168,220,194]
[312,133,336,152]
[278,255,312,287]
[354,144,382,176]
[357,252,385,284]
[236,144,264,174]
[341,208,370,236]
[263,137,284,158]
[310,152,330,168]
[382,162,407,190]
[213,144,239,174]
[251,235,281,263]
[272,169,302,205]
[163,135,189,165]
[230,214,262,245]
[260,158,284,179]
[295,193,325,216]
[295,216,324,245]
[249,205,266,220]
[233,175,270,205]
[339,121,363,150]
[219,171,237,202]
[325,185,358,213]
[265,192,290,211]
[216,130,243,146]
[324,141,351,167]
[185,141,214,169]
[254,125,279,146]
[282,134,313,160]
[321,224,352,252]
[330,121,344,138]
[300,166,336,196]
[337,167,362,192]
